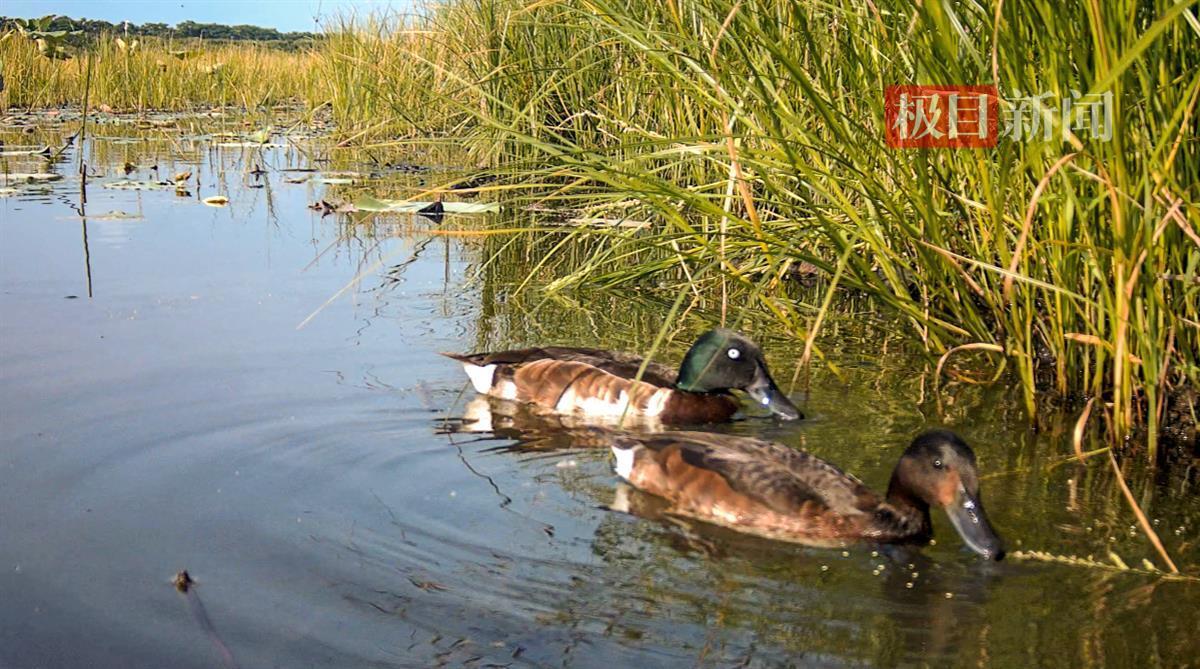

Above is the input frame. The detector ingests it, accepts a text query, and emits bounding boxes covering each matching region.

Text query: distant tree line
[0,15,320,50]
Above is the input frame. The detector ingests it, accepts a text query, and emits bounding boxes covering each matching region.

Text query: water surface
[1,116,1197,668]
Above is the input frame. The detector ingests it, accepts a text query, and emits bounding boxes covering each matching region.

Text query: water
[1,114,1198,668]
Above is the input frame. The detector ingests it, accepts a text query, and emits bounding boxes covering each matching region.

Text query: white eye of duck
[727,348,741,360]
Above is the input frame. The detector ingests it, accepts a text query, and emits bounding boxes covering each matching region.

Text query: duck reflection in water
[439,398,1009,664]
[442,398,1004,561]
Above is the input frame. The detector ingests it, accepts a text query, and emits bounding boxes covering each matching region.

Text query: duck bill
[744,367,802,420]
[945,487,1005,560]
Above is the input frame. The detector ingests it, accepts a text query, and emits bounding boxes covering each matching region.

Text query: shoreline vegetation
[2,2,1197,459]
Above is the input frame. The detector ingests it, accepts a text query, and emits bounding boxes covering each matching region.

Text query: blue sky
[2,0,417,33]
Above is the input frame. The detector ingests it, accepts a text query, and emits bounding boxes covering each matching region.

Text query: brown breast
[659,392,740,424]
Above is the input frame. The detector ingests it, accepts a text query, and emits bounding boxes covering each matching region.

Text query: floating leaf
[0,147,52,157]
[102,179,174,190]
[245,127,272,144]
[215,142,286,148]
[351,194,499,214]
[203,195,229,206]
[5,173,64,183]
[85,210,141,221]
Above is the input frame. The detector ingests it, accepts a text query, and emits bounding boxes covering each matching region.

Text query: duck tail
[441,352,496,393]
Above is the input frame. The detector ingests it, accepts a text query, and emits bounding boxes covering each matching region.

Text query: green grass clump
[402,0,1197,457]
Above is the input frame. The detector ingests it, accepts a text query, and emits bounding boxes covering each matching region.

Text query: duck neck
[885,472,933,538]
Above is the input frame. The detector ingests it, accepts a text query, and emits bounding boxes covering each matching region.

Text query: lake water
[1,113,1197,668]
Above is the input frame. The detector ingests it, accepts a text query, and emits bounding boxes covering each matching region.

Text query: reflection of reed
[80,218,93,298]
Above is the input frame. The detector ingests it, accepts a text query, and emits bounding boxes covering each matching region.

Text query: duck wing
[634,432,879,518]
[443,346,677,388]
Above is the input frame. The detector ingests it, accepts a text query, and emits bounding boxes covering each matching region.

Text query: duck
[442,328,802,424]
[609,428,1005,559]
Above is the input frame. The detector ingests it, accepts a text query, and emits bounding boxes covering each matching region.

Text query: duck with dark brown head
[609,428,1005,560]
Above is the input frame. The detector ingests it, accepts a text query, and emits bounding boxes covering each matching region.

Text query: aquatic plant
[409,0,1198,457]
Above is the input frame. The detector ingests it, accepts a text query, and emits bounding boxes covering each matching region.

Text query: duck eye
[932,459,944,470]
[727,348,741,360]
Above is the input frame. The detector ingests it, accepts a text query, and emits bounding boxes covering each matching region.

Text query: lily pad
[351,195,499,215]
[0,147,52,157]
[245,127,273,144]
[102,179,175,190]
[85,210,142,221]
[4,173,64,183]
[91,136,147,145]
[215,142,287,149]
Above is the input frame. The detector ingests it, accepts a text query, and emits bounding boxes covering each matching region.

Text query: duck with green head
[442,328,802,424]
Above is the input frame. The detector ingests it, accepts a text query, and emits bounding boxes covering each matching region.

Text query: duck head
[674,329,802,420]
[887,430,1005,560]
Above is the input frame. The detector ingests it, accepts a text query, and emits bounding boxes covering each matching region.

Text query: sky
[1,0,417,34]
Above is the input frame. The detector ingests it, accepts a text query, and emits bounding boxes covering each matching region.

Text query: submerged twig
[1106,452,1179,573]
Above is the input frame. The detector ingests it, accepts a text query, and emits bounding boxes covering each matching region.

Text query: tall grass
[392,0,1197,456]
[0,32,320,110]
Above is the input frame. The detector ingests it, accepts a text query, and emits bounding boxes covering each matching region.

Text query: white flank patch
[462,363,496,394]
[644,388,671,417]
[612,445,636,480]
[559,387,628,417]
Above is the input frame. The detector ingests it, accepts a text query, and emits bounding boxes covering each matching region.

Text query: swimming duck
[442,329,802,424]
[610,429,1005,559]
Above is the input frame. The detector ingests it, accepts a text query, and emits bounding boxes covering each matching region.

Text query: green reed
[393,0,1197,457]
[0,31,319,110]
